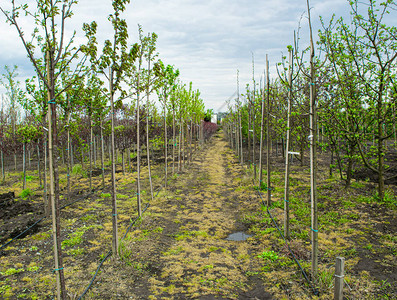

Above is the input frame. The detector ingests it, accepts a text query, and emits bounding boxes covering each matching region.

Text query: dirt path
[92,132,272,299]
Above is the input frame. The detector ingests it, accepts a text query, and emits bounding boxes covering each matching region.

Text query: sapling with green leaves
[1,0,90,297]
[83,0,139,257]
[319,0,397,198]
[17,124,41,190]
[156,61,180,187]
[1,65,25,171]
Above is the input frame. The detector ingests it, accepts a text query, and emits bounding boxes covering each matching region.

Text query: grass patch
[72,164,87,177]
[19,188,32,199]
[174,230,208,241]
[257,250,279,262]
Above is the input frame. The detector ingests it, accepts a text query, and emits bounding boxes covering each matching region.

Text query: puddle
[226,231,252,241]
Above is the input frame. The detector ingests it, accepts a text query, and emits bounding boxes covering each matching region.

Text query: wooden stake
[334,257,345,300]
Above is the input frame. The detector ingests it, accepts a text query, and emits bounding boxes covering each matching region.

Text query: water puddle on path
[226,231,252,241]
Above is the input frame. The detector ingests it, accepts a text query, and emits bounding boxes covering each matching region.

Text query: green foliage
[66,247,85,257]
[72,164,87,177]
[61,225,98,249]
[357,189,396,209]
[0,268,24,276]
[27,265,39,272]
[317,267,334,290]
[373,190,397,209]
[174,230,207,241]
[257,250,279,262]
[17,125,41,143]
[19,188,31,199]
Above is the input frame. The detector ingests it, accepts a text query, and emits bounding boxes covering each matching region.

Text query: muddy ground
[0,131,396,299]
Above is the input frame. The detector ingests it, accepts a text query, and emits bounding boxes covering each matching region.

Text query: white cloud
[0,0,360,110]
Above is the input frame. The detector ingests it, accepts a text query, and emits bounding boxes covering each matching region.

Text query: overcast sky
[0,0,355,112]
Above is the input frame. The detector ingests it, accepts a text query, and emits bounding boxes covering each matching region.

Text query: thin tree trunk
[89,108,93,191]
[1,148,4,181]
[284,48,293,240]
[307,0,318,278]
[100,120,105,188]
[259,70,265,187]
[248,100,252,168]
[47,50,66,300]
[266,55,271,206]
[164,98,168,187]
[252,55,257,178]
[66,116,71,202]
[172,107,176,174]
[70,143,74,168]
[23,143,26,190]
[122,151,125,175]
[182,122,186,170]
[44,138,49,216]
[189,119,193,163]
[94,135,97,168]
[37,144,42,187]
[109,66,119,257]
[146,54,154,201]
[178,119,182,172]
[81,146,84,169]
[128,148,131,173]
[136,72,142,217]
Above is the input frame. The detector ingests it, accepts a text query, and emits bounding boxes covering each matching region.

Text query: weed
[19,188,31,198]
[32,230,51,241]
[343,248,357,257]
[317,267,334,290]
[203,264,214,270]
[17,293,28,298]
[61,225,97,249]
[100,193,111,198]
[245,271,259,276]
[133,262,148,272]
[27,265,39,272]
[119,240,133,264]
[254,181,268,191]
[174,230,208,240]
[374,190,397,209]
[351,181,365,189]
[67,247,86,257]
[162,246,183,256]
[207,246,219,252]
[0,284,11,295]
[259,228,275,235]
[343,200,356,208]
[72,164,87,177]
[257,250,279,262]
[29,246,38,251]
[0,268,24,276]
[81,214,97,222]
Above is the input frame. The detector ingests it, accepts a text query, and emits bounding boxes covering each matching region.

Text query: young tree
[1,1,88,297]
[156,61,179,188]
[83,0,139,257]
[323,0,397,199]
[0,65,25,170]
